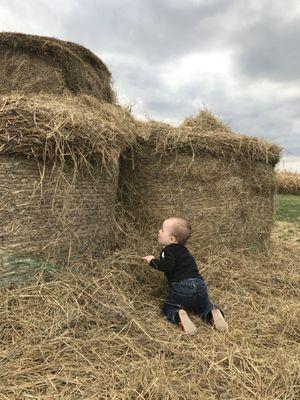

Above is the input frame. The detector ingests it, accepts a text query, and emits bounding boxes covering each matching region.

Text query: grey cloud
[62,0,234,64]
[109,58,199,121]
[211,97,300,156]
[0,0,68,36]
[234,15,300,82]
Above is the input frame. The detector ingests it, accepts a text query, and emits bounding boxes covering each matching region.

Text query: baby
[142,217,227,334]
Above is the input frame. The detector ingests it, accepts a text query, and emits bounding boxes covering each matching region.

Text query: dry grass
[0,32,115,103]
[0,222,299,399]
[139,111,281,165]
[0,93,137,171]
[276,171,300,195]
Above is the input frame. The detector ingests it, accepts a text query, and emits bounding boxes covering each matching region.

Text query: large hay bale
[0,93,136,274]
[0,32,115,103]
[276,170,300,195]
[120,111,281,252]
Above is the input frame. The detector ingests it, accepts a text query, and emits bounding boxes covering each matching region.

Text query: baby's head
[158,217,191,246]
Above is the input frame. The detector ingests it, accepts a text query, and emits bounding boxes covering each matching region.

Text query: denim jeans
[162,277,223,325]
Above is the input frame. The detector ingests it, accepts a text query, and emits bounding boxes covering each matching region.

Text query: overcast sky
[1,0,300,171]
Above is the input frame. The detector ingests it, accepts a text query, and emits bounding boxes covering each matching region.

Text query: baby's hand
[142,255,155,264]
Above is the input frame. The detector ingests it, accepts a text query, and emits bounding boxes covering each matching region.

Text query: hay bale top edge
[137,111,282,165]
[0,93,137,167]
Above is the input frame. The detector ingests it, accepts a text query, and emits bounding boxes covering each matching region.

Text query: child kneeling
[142,217,227,335]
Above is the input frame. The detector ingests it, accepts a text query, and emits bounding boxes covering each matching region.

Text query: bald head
[165,217,192,245]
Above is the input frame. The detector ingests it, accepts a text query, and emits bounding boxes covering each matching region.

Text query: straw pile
[0,93,137,269]
[276,170,300,195]
[0,221,299,399]
[120,111,281,253]
[0,32,115,103]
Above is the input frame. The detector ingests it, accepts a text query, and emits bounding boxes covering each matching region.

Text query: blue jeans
[162,277,223,325]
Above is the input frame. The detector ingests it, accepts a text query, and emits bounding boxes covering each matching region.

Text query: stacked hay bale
[0,94,134,272]
[0,94,136,268]
[120,111,281,252]
[0,32,115,102]
[0,33,136,282]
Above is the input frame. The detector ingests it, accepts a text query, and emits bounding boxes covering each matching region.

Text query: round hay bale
[0,155,119,263]
[0,93,137,279]
[276,170,300,195]
[120,112,281,252]
[0,32,115,103]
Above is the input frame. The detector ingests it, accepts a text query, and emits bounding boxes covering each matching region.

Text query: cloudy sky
[1,0,300,171]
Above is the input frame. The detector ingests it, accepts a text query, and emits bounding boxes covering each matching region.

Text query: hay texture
[0,32,115,103]
[0,222,299,399]
[120,111,281,252]
[276,170,300,195]
[0,93,137,274]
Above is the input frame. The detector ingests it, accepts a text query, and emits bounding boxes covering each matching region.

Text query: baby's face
[157,219,176,246]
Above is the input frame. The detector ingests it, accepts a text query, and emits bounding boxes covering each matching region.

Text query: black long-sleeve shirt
[149,243,202,283]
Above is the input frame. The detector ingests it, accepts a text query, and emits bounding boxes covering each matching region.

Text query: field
[0,195,299,399]
[276,194,300,225]
[1,32,298,399]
